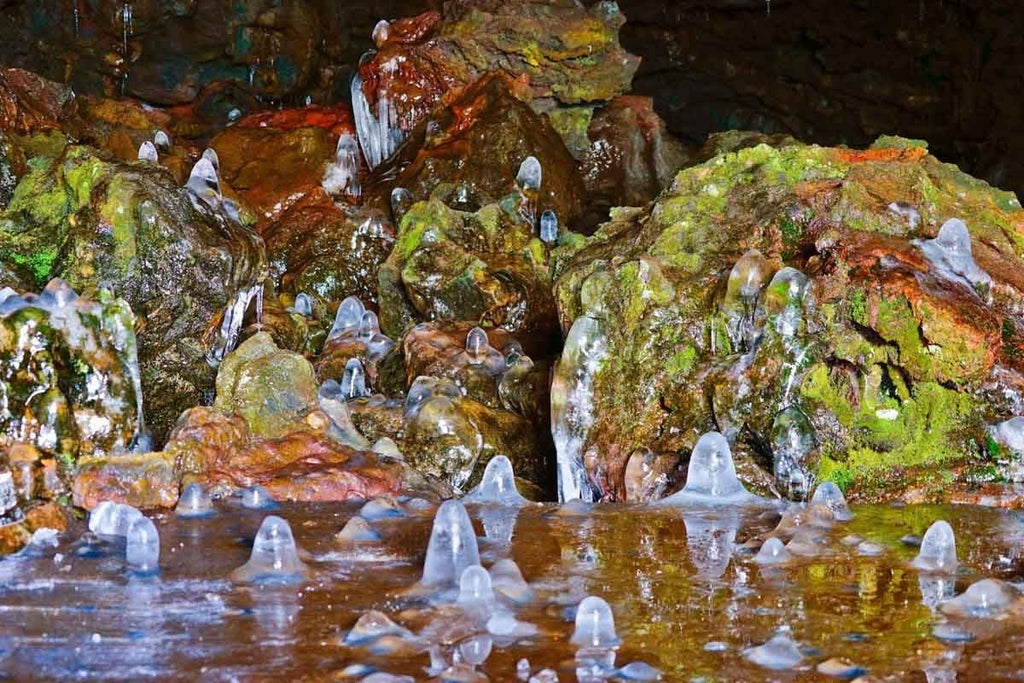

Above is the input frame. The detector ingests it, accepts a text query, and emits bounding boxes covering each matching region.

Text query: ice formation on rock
[539,210,558,244]
[755,537,792,565]
[89,501,144,537]
[175,482,215,518]
[421,500,480,589]
[323,132,361,198]
[126,516,160,574]
[464,456,527,505]
[659,432,756,505]
[231,515,308,584]
[340,358,370,400]
[744,633,803,670]
[917,218,992,293]
[137,141,158,162]
[809,481,853,521]
[912,520,958,572]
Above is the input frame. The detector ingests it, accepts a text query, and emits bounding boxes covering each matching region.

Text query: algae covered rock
[552,135,1024,502]
[214,332,319,439]
[0,140,266,443]
[378,196,560,340]
[0,280,143,474]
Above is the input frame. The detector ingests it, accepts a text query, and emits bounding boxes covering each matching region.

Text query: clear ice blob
[744,633,803,670]
[231,515,308,584]
[344,610,413,645]
[912,520,958,572]
[359,496,405,521]
[888,201,921,230]
[659,432,756,505]
[809,481,853,521]
[726,248,773,303]
[125,516,160,574]
[755,537,792,565]
[515,156,542,191]
[771,406,815,500]
[539,210,558,244]
[153,130,170,150]
[358,310,380,341]
[137,140,158,162]
[323,132,361,198]
[457,565,495,611]
[201,147,220,173]
[614,662,663,681]
[241,485,278,510]
[186,157,221,202]
[991,416,1024,452]
[464,327,490,365]
[464,456,527,505]
[517,658,531,680]
[917,218,992,293]
[489,558,533,604]
[459,635,493,667]
[89,501,144,537]
[391,187,413,222]
[290,292,313,317]
[340,358,370,400]
[939,578,1020,618]
[570,596,620,648]
[335,516,380,543]
[175,482,215,518]
[421,500,480,588]
[328,295,365,341]
[760,267,812,338]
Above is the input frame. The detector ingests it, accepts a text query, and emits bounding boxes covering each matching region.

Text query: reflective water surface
[0,500,1022,681]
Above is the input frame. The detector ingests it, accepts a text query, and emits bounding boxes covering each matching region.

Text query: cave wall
[0,0,1021,195]
[619,0,1024,195]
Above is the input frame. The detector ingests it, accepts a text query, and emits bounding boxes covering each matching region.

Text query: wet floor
[0,499,1022,681]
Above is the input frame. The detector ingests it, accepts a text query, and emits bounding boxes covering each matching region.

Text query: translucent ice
[359,496,405,521]
[290,292,313,317]
[489,558,533,605]
[323,132,361,198]
[175,482,215,518]
[913,520,957,572]
[614,662,663,681]
[137,141,158,162]
[89,501,144,537]
[126,516,160,574]
[335,516,380,543]
[351,71,402,170]
[917,218,992,293]
[459,634,493,667]
[153,130,170,150]
[371,19,390,45]
[991,416,1024,452]
[682,509,739,578]
[623,449,670,502]
[551,316,607,502]
[405,376,461,418]
[659,432,755,505]
[201,147,220,174]
[231,515,308,584]
[771,406,815,500]
[539,210,558,244]
[340,358,370,400]
[328,296,365,341]
[571,596,619,648]
[722,249,773,349]
[421,500,480,588]
[464,327,490,365]
[516,156,542,192]
[358,310,380,341]
[344,610,413,645]
[464,456,527,505]
[390,187,413,222]
[744,633,803,670]
[810,481,853,521]
[939,578,1020,618]
[760,267,812,338]
[755,537,792,565]
[888,201,921,230]
[457,565,495,611]
[186,157,221,206]
[241,485,278,510]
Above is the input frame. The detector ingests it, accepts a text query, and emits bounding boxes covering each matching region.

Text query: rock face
[552,135,1024,502]
[352,0,638,168]
[0,137,266,443]
[0,281,142,474]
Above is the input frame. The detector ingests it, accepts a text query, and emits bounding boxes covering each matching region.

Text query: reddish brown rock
[72,453,179,511]
[0,68,79,134]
